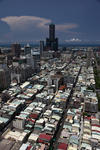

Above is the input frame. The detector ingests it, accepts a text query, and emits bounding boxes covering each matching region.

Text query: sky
[0,0,100,43]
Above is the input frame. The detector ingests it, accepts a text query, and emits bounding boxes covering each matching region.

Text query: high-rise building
[0,54,11,90]
[0,68,11,90]
[49,24,55,41]
[0,48,1,54]
[11,43,21,57]
[0,55,7,69]
[46,24,58,51]
[40,41,44,55]
[24,43,31,55]
[31,50,40,72]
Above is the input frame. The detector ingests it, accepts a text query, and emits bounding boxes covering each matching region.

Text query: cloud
[1,16,78,32]
[56,24,78,31]
[0,16,79,41]
[65,38,82,42]
[1,16,51,31]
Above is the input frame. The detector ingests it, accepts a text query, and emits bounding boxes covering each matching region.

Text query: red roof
[59,85,66,90]
[84,116,96,120]
[27,118,35,123]
[58,143,68,150]
[27,145,32,150]
[92,124,100,128]
[30,113,38,119]
[92,130,100,133]
[39,133,52,141]
[91,116,96,119]
[84,116,91,120]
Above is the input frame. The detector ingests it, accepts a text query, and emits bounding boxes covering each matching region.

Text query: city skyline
[0,0,100,43]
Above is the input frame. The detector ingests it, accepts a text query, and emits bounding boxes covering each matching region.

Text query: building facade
[40,41,44,56]
[0,68,11,90]
[11,43,21,57]
[46,24,58,51]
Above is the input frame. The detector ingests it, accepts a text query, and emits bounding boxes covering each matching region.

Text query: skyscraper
[0,68,11,90]
[46,24,58,51]
[0,54,11,90]
[49,24,55,41]
[11,43,21,57]
[40,41,44,55]
[24,43,31,55]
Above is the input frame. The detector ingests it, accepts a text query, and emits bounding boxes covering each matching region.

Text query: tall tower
[49,24,55,41]
[46,24,58,51]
